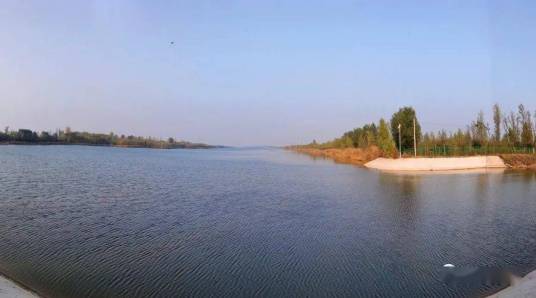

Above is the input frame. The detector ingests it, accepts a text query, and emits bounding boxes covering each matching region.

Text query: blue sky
[1,0,535,146]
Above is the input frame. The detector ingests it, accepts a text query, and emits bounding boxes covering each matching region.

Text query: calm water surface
[1,146,535,297]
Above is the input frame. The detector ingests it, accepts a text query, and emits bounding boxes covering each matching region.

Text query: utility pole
[398,123,402,158]
[413,118,417,157]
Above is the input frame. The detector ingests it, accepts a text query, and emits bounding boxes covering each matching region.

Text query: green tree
[339,123,377,148]
[471,110,489,147]
[16,129,36,142]
[492,103,501,144]
[518,104,534,147]
[343,135,353,148]
[390,106,421,151]
[438,129,448,145]
[464,127,472,146]
[503,111,520,146]
[377,119,397,157]
[450,129,462,146]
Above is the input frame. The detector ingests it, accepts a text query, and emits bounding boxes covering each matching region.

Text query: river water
[0,146,535,297]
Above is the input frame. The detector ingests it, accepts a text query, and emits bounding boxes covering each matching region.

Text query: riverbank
[499,154,536,170]
[288,146,382,166]
[365,156,506,171]
[488,269,536,297]
[288,147,536,171]
[0,142,221,149]
[0,274,39,298]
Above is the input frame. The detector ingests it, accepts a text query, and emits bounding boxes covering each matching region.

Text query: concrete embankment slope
[0,274,39,298]
[487,269,536,298]
[365,156,506,171]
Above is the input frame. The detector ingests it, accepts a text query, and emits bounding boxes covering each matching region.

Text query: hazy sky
[1,1,535,146]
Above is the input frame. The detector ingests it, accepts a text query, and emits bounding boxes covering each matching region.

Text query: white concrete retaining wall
[365,156,506,171]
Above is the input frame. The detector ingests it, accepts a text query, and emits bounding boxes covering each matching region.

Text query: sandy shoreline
[0,274,39,298]
[365,156,506,171]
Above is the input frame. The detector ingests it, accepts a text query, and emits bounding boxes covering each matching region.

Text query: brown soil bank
[288,146,382,166]
[499,154,536,169]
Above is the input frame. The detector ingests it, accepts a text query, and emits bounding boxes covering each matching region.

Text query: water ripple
[0,146,535,297]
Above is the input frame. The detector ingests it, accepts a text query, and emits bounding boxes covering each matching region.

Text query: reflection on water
[377,168,506,175]
[0,146,535,298]
[442,266,517,296]
[378,173,421,225]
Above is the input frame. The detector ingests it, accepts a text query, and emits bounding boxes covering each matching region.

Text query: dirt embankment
[288,146,382,166]
[499,154,536,169]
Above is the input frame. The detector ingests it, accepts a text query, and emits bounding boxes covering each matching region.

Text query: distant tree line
[303,120,398,158]
[301,106,418,156]
[300,103,536,156]
[0,126,214,149]
[420,104,535,155]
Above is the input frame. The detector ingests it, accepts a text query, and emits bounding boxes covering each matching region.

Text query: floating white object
[443,264,455,268]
